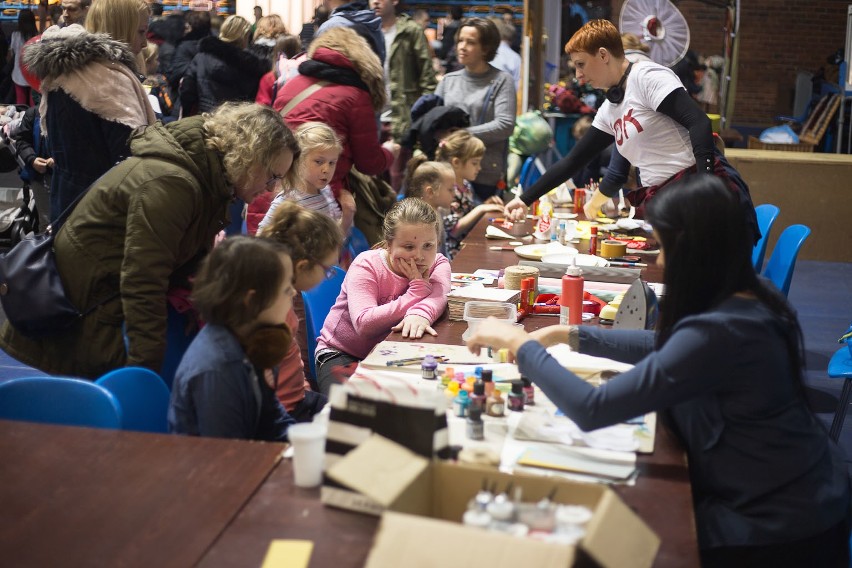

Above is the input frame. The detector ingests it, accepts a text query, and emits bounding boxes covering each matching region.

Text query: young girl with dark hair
[469,174,850,568]
[169,236,297,441]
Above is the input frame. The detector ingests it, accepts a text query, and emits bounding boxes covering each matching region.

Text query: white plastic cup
[287,422,326,488]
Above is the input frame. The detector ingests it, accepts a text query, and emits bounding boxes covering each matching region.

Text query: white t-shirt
[592,61,694,186]
[10,32,27,87]
[381,24,397,114]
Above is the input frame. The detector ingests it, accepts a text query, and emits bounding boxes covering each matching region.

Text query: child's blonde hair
[403,154,455,199]
[435,130,485,164]
[379,198,441,249]
[291,122,342,187]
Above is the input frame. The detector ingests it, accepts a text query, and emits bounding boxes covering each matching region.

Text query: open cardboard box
[325,435,659,568]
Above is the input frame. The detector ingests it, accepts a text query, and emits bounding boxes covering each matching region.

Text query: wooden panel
[0,421,284,568]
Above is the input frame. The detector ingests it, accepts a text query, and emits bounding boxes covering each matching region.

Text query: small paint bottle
[454,371,466,388]
[508,381,525,412]
[442,366,454,385]
[521,377,535,406]
[469,380,486,415]
[474,366,483,379]
[481,369,495,398]
[466,407,484,440]
[462,376,475,394]
[421,355,438,380]
[486,389,505,417]
[444,381,460,409]
[453,390,470,418]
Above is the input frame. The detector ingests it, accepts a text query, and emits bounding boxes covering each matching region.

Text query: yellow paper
[261,540,314,568]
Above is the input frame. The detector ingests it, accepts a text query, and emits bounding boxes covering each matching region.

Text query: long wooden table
[203,219,699,567]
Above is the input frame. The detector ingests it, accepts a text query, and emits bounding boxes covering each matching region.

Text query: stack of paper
[447,287,520,321]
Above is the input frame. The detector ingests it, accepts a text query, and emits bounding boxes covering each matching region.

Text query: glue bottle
[559,258,584,326]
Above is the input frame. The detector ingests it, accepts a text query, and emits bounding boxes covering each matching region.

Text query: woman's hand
[382,140,401,160]
[466,318,532,359]
[391,314,437,339]
[583,190,610,221]
[504,196,528,221]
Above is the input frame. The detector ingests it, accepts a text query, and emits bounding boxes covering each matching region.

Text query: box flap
[581,489,660,568]
[326,434,429,508]
[366,512,575,568]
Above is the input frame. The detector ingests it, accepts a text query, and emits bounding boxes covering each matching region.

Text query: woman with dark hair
[468,175,850,568]
[436,17,516,202]
[7,10,39,105]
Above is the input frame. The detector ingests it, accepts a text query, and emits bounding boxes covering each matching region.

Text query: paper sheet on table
[261,540,313,568]
[546,344,634,379]
[517,445,636,481]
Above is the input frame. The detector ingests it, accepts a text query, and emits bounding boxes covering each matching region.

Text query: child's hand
[391,315,437,339]
[32,157,50,173]
[394,257,428,282]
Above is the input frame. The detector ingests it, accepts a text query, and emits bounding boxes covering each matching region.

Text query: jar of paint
[521,377,535,406]
[486,389,505,417]
[508,381,525,412]
[421,355,438,380]
[469,380,486,415]
[466,407,484,440]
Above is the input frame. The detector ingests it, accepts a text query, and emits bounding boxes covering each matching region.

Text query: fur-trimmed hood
[23,24,138,80]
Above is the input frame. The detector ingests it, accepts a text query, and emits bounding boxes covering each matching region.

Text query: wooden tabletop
[0,420,284,568]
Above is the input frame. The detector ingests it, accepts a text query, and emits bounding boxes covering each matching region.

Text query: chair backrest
[96,367,170,433]
[751,203,781,272]
[159,304,196,391]
[301,266,346,379]
[0,376,122,429]
[762,224,811,296]
[347,226,372,260]
[518,155,543,190]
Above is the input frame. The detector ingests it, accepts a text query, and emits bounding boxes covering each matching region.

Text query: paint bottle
[444,381,460,409]
[474,366,483,379]
[481,369,495,398]
[588,225,598,255]
[470,380,486,415]
[466,407,484,440]
[519,278,531,312]
[559,258,584,326]
[486,389,505,417]
[453,390,470,418]
[508,381,525,412]
[454,371,466,388]
[521,377,535,406]
[421,355,438,380]
[442,366,455,384]
[463,376,475,394]
[526,277,537,306]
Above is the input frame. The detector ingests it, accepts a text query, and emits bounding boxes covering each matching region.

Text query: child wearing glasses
[258,201,344,420]
[255,122,354,236]
[314,198,451,396]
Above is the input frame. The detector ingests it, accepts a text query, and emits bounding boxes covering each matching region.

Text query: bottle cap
[521,377,532,388]
[474,366,483,377]
[590,226,598,235]
[511,380,524,394]
[565,256,583,277]
[422,354,437,370]
[473,380,485,395]
[481,369,493,382]
[457,390,469,400]
[446,382,459,395]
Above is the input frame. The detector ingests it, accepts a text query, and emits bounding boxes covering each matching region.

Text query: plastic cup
[287,422,326,488]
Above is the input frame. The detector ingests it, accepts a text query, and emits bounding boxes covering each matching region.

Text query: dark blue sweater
[516,296,849,550]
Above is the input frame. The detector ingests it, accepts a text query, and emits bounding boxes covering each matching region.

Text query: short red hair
[565,19,625,59]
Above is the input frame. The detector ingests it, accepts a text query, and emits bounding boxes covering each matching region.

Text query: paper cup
[288,422,326,488]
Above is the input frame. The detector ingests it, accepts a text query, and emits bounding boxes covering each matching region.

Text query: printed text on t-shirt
[612,108,644,146]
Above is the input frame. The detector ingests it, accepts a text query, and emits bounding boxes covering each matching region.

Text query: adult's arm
[121,173,206,371]
[598,147,632,197]
[467,74,516,144]
[656,88,714,174]
[406,255,451,323]
[520,127,614,205]
[516,317,729,431]
[347,95,394,175]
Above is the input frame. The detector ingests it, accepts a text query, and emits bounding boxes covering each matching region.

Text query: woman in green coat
[0,103,300,379]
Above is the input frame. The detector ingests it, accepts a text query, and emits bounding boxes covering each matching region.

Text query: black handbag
[0,189,115,337]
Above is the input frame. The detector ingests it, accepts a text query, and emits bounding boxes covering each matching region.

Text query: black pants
[701,518,850,568]
[315,350,359,396]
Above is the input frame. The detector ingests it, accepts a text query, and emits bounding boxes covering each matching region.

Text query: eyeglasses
[265,173,285,188]
[318,261,337,280]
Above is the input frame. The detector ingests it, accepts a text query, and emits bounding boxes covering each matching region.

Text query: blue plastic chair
[827,345,852,442]
[518,156,543,190]
[301,266,346,380]
[751,204,780,272]
[160,304,196,390]
[96,367,170,433]
[762,224,811,296]
[0,376,122,429]
[347,226,371,260]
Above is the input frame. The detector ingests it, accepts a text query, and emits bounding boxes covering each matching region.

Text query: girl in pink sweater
[315,198,452,395]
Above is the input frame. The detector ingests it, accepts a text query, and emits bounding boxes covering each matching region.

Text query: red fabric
[275,308,312,412]
[246,191,274,236]
[255,71,275,106]
[272,47,393,198]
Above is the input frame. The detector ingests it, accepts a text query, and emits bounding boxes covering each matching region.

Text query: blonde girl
[258,122,354,234]
[314,198,451,395]
[436,130,503,258]
[403,154,456,257]
[258,201,344,420]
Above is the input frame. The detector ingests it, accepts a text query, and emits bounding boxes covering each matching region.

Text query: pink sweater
[317,249,451,359]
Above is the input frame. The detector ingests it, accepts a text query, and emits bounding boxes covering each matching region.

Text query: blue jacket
[169,324,294,441]
[517,296,850,550]
[317,1,385,63]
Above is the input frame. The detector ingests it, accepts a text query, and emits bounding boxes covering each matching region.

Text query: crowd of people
[0,5,848,565]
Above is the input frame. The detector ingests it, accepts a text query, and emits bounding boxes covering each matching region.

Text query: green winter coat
[0,117,232,379]
[388,14,437,141]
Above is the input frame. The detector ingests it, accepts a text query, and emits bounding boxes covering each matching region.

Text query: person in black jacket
[179,15,269,116]
[164,10,210,114]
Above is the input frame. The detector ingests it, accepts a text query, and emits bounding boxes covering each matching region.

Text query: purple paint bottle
[508,381,525,412]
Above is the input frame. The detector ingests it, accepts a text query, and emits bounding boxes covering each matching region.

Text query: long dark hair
[18,10,38,40]
[646,175,806,394]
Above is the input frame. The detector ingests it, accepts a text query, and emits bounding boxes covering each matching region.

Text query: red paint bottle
[559,259,584,326]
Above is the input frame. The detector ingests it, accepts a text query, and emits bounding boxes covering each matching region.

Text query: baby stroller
[0,104,46,248]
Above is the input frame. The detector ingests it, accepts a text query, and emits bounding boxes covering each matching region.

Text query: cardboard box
[326,435,659,568]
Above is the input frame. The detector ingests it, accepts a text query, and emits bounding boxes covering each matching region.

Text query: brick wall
[609,0,848,126]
